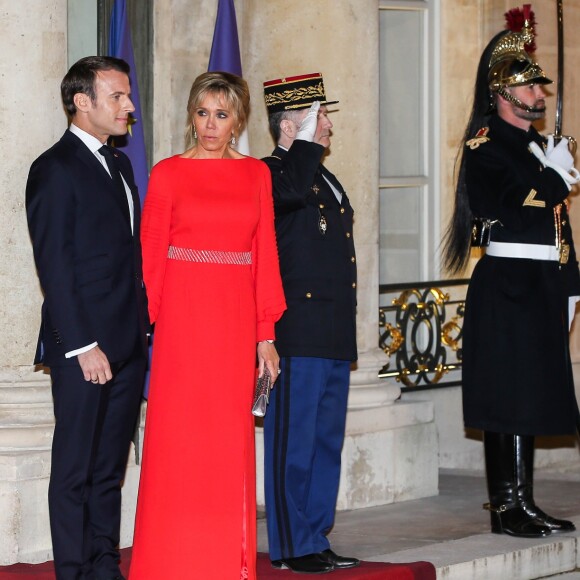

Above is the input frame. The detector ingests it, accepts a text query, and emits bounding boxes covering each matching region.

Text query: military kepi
[263,72,338,114]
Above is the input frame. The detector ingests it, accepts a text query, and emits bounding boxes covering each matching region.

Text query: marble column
[0,0,67,564]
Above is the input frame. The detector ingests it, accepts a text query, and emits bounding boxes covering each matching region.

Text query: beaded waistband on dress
[167,245,252,265]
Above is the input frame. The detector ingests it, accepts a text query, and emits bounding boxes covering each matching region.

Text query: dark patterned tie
[99,145,130,224]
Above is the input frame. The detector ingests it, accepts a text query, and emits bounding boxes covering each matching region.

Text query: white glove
[529,141,580,191]
[546,135,574,171]
[296,101,320,142]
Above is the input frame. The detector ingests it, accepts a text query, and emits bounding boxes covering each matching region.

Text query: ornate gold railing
[379,279,469,390]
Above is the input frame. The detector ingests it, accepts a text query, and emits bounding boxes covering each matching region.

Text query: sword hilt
[554,134,577,157]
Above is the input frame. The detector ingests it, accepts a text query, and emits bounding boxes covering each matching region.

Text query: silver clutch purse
[252,368,272,417]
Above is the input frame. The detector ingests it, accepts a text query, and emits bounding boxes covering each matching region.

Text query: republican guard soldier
[443,10,580,538]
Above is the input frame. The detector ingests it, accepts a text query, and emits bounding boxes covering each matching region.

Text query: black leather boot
[515,435,576,533]
[483,431,551,538]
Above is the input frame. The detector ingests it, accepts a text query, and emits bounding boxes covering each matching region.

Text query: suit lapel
[62,131,105,175]
[64,131,133,232]
[320,166,345,198]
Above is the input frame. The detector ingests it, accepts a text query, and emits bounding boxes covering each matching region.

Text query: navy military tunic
[462,114,580,435]
[263,140,357,362]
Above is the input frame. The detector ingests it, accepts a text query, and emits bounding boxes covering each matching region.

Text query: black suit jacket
[263,141,357,361]
[26,130,149,367]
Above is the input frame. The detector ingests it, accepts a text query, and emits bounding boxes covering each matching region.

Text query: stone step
[0,403,54,423]
[0,383,52,405]
[369,517,580,580]
[0,448,52,482]
[0,372,54,452]
[0,423,53,449]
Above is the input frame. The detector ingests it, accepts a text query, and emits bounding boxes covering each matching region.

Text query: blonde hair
[184,71,250,148]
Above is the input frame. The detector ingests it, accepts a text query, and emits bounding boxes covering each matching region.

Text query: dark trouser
[49,354,145,580]
[264,357,350,561]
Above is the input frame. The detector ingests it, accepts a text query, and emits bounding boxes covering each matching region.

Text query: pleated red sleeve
[251,160,287,341]
[140,159,173,324]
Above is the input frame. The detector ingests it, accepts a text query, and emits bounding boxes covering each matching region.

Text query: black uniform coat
[263,140,357,361]
[26,130,150,366]
[462,114,580,435]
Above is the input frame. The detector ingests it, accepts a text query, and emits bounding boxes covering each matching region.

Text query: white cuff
[65,342,98,358]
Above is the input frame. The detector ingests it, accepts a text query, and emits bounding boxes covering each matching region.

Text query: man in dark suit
[26,56,149,580]
[262,73,358,574]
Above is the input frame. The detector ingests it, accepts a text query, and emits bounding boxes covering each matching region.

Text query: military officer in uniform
[262,73,359,574]
[443,17,580,538]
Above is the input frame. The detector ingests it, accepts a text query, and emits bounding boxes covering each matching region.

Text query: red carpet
[0,549,435,579]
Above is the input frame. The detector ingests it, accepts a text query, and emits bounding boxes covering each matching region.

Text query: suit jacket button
[351,257,356,262]
[306,292,312,298]
[340,208,345,214]
[352,282,356,288]
[346,232,351,238]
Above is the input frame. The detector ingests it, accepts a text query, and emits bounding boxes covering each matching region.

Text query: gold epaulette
[466,127,490,150]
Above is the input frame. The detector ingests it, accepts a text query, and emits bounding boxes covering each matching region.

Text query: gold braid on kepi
[488,4,552,91]
[263,73,338,114]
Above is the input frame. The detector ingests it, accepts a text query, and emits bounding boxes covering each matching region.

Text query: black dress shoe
[271,554,334,574]
[317,549,360,569]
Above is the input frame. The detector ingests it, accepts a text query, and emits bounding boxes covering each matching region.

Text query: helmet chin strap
[497,87,546,113]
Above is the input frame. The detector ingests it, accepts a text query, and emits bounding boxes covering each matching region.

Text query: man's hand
[78,346,112,384]
[296,101,320,142]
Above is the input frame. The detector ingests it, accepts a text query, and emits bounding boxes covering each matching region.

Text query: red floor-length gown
[130,155,286,579]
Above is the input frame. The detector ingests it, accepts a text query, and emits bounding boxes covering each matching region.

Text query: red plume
[505,4,536,53]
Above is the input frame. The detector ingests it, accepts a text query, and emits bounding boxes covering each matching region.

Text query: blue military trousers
[263,356,350,560]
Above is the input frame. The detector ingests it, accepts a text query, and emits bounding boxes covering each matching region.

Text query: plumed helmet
[487,6,552,91]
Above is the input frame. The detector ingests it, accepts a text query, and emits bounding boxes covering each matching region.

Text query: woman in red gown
[130,72,286,579]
